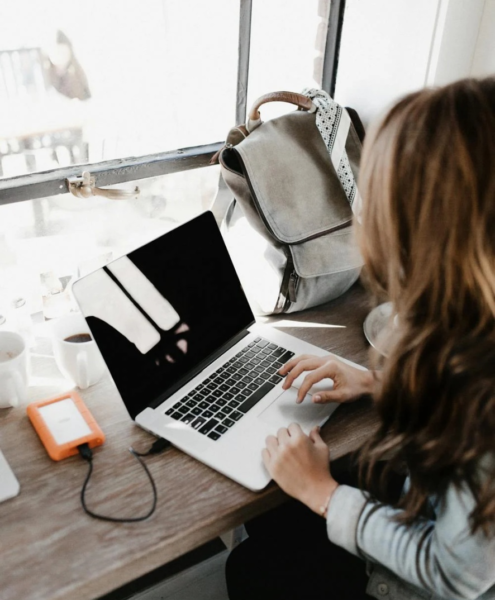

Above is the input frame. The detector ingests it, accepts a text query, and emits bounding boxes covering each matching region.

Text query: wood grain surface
[0,282,378,600]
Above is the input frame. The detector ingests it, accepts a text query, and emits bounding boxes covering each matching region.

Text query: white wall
[335,0,440,126]
[335,0,495,127]
[471,0,495,77]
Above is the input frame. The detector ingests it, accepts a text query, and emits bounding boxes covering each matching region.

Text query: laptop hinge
[147,327,253,412]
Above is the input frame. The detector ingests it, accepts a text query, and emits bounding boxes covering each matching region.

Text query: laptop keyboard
[165,337,294,441]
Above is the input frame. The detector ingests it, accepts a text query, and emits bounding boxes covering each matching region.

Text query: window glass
[247,0,329,122]
[0,166,220,323]
[0,0,239,178]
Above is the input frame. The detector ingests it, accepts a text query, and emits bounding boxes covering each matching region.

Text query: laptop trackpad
[259,387,332,432]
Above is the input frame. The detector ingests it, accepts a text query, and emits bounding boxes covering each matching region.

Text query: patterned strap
[302,88,362,219]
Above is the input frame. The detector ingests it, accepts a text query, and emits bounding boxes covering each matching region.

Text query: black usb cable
[78,438,171,522]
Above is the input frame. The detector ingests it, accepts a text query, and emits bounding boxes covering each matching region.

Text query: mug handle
[5,374,20,407]
[77,351,89,390]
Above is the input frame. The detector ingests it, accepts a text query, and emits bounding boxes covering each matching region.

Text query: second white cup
[51,313,106,390]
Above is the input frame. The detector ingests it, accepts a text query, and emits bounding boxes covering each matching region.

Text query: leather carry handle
[248,91,314,121]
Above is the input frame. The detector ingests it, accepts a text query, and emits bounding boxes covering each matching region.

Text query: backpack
[213,89,364,315]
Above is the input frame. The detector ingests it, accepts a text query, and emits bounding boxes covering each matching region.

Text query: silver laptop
[72,211,360,491]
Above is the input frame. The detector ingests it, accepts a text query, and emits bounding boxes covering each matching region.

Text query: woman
[226,77,495,600]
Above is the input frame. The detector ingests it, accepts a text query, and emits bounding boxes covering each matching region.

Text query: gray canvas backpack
[213,90,364,315]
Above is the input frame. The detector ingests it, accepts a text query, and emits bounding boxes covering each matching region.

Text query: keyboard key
[265,365,278,374]
[181,413,195,424]
[232,374,242,381]
[267,343,278,351]
[238,357,249,364]
[206,384,216,392]
[191,417,207,430]
[216,425,228,434]
[238,382,276,413]
[254,337,262,342]
[224,392,234,400]
[165,407,174,415]
[219,384,229,392]
[218,410,230,420]
[221,405,233,415]
[203,410,214,418]
[253,367,264,374]
[207,431,221,441]
[216,377,226,384]
[269,375,283,384]
[231,410,243,421]
[185,400,196,408]
[199,418,219,435]
[216,398,227,406]
[278,350,295,363]
[233,361,243,369]
[223,418,235,428]
[255,340,269,348]
[213,390,222,398]
[271,347,286,358]
[242,376,253,383]
[210,404,221,413]
[251,358,262,365]
[178,405,189,415]
[196,383,205,390]
[260,360,271,368]
[254,377,265,386]
[274,361,284,369]
[230,387,241,395]
[226,367,236,374]
[237,382,247,389]
[265,355,278,364]
[192,407,202,416]
[244,351,255,358]
[230,400,240,408]
[259,372,271,381]
[198,401,209,410]
[225,378,236,386]
[247,383,259,392]
[261,348,272,355]
[171,411,183,420]
[248,341,256,347]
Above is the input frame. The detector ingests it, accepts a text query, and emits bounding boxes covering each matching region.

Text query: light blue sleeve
[326,482,495,600]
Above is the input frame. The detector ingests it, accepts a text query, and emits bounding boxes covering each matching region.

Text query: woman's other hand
[262,423,338,516]
[279,354,376,404]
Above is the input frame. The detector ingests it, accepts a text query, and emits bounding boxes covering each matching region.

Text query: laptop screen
[73,211,255,419]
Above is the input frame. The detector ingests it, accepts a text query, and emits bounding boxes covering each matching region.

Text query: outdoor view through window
[0,0,330,326]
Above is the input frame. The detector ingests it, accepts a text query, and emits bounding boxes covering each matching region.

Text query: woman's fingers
[276,427,290,444]
[312,389,346,404]
[265,435,279,452]
[295,362,339,402]
[287,422,303,438]
[281,356,325,390]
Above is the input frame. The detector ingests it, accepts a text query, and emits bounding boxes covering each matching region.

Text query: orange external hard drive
[27,391,105,461]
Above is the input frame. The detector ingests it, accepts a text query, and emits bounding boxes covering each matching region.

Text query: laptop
[72,211,362,491]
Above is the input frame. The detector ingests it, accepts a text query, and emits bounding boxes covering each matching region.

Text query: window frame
[0,0,346,207]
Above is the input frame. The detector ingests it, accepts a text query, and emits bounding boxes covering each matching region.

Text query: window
[0,0,345,322]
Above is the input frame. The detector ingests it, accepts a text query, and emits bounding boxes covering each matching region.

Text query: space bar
[238,382,276,414]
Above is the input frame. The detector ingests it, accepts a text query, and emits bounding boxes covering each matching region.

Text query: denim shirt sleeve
[326,481,495,600]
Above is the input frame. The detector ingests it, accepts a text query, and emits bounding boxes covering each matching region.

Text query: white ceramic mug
[0,331,28,408]
[51,313,106,390]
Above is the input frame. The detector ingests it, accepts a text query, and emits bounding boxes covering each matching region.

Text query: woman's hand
[262,423,338,516]
[279,354,376,404]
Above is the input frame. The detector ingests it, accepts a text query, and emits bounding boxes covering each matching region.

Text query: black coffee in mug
[64,333,92,344]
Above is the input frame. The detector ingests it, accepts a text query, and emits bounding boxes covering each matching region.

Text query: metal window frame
[0,0,344,207]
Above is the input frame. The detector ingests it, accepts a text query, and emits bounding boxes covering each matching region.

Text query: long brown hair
[357,77,495,533]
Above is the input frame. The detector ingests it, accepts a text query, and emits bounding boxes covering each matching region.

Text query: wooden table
[0,283,378,600]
